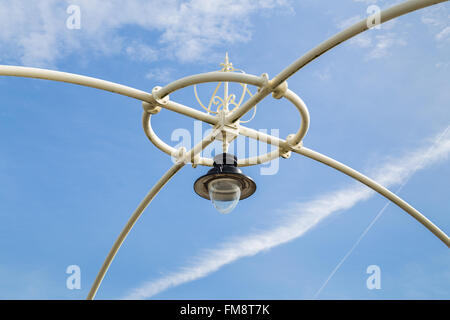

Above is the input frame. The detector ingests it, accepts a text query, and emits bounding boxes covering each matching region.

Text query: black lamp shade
[194,153,256,200]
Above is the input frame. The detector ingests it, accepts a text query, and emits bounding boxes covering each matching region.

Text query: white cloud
[350,33,372,48]
[123,128,450,299]
[353,0,379,4]
[348,31,406,60]
[337,15,362,30]
[436,26,450,42]
[145,67,176,83]
[125,41,159,63]
[336,11,404,60]
[421,6,450,43]
[365,33,406,60]
[314,67,331,81]
[0,0,291,67]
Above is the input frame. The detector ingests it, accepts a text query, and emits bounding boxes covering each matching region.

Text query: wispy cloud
[0,0,291,67]
[421,5,450,43]
[145,67,176,83]
[123,128,450,299]
[341,2,450,61]
[314,126,450,299]
[336,11,405,60]
[364,33,407,60]
[313,67,332,81]
[337,15,363,30]
[436,26,450,42]
[125,40,159,63]
[353,0,379,4]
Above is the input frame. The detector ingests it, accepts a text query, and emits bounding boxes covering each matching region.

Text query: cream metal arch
[0,0,447,300]
[142,73,310,167]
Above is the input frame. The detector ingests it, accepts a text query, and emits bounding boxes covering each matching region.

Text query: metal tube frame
[0,0,447,300]
[86,129,218,299]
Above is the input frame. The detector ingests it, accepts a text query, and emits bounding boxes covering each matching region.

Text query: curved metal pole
[142,112,214,167]
[227,0,448,123]
[164,100,218,125]
[271,0,448,89]
[293,146,450,247]
[282,89,310,146]
[0,65,152,101]
[239,125,290,150]
[87,131,218,299]
[142,112,178,156]
[143,85,310,167]
[157,72,266,98]
[0,65,216,124]
[86,161,185,300]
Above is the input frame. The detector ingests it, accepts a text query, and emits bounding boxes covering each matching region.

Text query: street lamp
[0,0,447,300]
[194,153,256,214]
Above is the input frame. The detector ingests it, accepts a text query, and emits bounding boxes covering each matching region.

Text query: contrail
[123,128,450,300]
[313,126,450,299]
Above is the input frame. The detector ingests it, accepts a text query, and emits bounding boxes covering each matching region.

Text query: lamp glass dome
[208,178,241,214]
[193,153,256,214]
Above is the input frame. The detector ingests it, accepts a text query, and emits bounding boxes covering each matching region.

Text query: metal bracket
[142,86,169,114]
[272,80,288,99]
[286,133,303,152]
[213,110,240,144]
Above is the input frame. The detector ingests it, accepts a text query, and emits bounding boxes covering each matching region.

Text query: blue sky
[0,0,449,299]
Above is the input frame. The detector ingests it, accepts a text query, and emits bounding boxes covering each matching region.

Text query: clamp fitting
[272,81,288,99]
[142,86,170,115]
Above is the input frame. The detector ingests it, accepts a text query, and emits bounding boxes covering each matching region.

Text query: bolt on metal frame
[0,0,447,300]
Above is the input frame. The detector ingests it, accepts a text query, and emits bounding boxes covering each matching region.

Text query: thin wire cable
[313,126,450,299]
